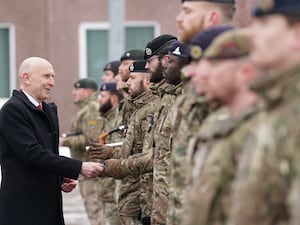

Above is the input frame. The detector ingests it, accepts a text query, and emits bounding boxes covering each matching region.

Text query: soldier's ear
[144,74,151,85]
[110,95,119,106]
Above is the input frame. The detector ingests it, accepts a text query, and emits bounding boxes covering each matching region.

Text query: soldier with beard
[94,82,123,225]
[167,25,233,225]
[91,61,157,224]
[167,1,235,223]
[89,35,179,225]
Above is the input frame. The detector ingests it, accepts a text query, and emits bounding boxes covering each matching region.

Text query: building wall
[0,0,181,132]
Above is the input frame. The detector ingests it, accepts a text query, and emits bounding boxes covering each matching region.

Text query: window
[79,22,160,83]
[0,23,16,107]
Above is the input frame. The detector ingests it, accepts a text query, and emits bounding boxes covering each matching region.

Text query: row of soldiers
[61,0,300,225]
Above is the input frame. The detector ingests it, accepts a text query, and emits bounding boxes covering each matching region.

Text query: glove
[102,158,123,178]
[87,144,114,160]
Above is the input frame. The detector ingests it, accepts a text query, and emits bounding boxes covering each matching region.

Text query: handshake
[80,144,114,178]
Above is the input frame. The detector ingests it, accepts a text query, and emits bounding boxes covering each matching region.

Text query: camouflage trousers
[120,216,142,225]
[103,201,121,225]
[78,176,107,225]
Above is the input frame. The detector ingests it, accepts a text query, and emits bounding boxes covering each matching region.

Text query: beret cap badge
[190,45,203,60]
[129,64,134,72]
[145,48,152,56]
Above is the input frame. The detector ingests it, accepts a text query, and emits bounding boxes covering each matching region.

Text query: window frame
[78,21,160,79]
[0,23,16,107]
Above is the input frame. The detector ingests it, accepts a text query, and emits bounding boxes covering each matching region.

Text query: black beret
[144,34,177,60]
[103,60,121,75]
[73,78,98,90]
[254,0,300,17]
[120,49,144,61]
[188,25,234,60]
[168,41,189,59]
[182,0,234,4]
[129,60,148,73]
[99,82,117,92]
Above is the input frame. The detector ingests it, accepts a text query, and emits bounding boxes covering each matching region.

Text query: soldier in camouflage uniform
[167,25,233,225]
[167,1,235,224]
[98,60,158,225]
[101,60,121,83]
[115,49,145,129]
[182,29,261,225]
[60,78,106,225]
[96,82,123,225]
[143,35,183,225]
[90,35,179,225]
[91,60,157,225]
[227,1,300,224]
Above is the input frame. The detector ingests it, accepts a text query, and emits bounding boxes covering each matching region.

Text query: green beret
[73,78,98,90]
[120,49,144,61]
[204,29,250,60]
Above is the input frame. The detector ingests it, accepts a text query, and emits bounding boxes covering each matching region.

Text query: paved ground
[0,147,91,225]
[61,147,91,225]
[63,187,91,225]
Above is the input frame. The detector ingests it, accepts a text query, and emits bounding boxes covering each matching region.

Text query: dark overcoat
[0,90,82,225]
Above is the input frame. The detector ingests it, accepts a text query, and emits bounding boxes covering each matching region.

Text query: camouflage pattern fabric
[63,93,107,225]
[228,67,300,225]
[183,102,260,225]
[117,90,157,220]
[151,82,183,225]
[167,83,215,225]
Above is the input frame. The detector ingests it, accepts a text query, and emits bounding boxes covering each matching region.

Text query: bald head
[19,57,55,102]
[18,57,52,78]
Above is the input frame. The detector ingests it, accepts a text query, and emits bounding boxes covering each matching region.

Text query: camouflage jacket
[228,67,300,225]
[115,90,157,217]
[151,82,183,225]
[183,102,260,225]
[167,83,218,225]
[90,106,118,202]
[63,93,99,161]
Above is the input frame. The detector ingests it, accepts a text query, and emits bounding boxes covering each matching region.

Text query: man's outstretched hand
[80,162,104,178]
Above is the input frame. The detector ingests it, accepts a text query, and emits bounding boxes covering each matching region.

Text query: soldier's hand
[87,144,114,160]
[80,162,104,178]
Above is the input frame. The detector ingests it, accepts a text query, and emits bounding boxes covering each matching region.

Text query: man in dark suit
[0,57,104,225]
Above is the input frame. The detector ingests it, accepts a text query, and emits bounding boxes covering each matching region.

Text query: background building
[0,0,181,132]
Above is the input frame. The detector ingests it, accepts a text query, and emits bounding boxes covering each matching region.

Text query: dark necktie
[37,103,43,111]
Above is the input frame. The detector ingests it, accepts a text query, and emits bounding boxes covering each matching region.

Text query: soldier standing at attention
[101,60,121,83]
[94,82,122,225]
[167,25,233,225]
[227,1,300,224]
[90,35,179,225]
[60,78,106,225]
[182,29,261,225]
[90,61,155,225]
[167,1,235,223]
